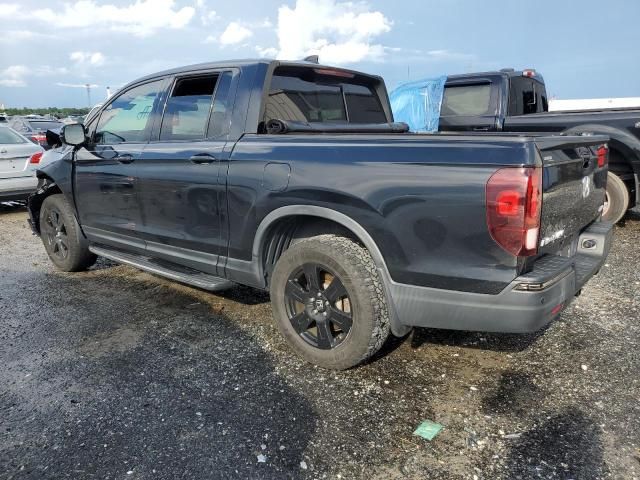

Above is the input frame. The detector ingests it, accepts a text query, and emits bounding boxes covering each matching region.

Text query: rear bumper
[0,176,38,201]
[387,221,614,333]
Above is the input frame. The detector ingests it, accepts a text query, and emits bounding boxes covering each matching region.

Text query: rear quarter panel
[228,134,536,293]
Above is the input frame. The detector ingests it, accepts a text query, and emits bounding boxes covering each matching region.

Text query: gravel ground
[0,203,638,480]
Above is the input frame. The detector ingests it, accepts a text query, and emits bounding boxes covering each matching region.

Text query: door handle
[472,126,490,131]
[189,153,216,164]
[116,154,134,164]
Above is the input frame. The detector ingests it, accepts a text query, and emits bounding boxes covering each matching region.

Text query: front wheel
[40,194,97,272]
[270,235,390,370]
[602,172,629,224]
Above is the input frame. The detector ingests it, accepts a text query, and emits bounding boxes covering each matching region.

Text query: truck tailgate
[535,135,609,254]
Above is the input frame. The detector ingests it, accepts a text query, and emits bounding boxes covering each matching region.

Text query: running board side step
[89,245,235,292]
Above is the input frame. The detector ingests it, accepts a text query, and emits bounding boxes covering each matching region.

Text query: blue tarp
[389,76,447,133]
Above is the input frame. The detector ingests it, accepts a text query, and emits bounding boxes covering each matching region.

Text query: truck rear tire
[270,234,390,370]
[602,172,629,224]
[39,194,97,272]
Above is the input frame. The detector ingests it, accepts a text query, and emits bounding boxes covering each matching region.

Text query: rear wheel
[602,172,629,223]
[270,234,390,370]
[40,194,96,272]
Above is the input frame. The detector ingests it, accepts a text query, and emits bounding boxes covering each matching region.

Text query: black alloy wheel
[41,207,70,261]
[284,263,353,350]
[39,194,97,272]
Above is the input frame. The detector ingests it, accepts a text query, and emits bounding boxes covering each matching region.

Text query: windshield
[0,127,27,144]
[264,66,387,126]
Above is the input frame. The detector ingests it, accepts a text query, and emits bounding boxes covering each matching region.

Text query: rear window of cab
[263,66,388,126]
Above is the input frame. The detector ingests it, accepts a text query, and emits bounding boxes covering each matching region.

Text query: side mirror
[61,123,87,146]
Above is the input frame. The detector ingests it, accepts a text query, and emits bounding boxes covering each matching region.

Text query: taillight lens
[31,134,47,144]
[486,167,542,257]
[29,152,43,164]
[596,145,608,168]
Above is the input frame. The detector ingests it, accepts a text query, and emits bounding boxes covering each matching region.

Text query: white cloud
[219,22,253,46]
[0,3,19,16]
[0,65,29,87]
[255,46,278,58]
[0,64,68,87]
[274,0,392,64]
[32,0,195,36]
[70,51,106,66]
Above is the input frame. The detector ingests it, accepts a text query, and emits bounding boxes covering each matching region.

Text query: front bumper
[387,221,614,333]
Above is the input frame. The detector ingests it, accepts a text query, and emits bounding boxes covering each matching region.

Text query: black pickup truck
[438,68,640,223]
[28,59,612,369]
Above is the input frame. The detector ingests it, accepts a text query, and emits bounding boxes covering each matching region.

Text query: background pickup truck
[438,68,640,223]
[28,59,612,369]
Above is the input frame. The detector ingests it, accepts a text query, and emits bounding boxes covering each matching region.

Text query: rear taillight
[486,166,542,257]
[596,145,608,168]
[29,152,43,164]
[31,134,46,144]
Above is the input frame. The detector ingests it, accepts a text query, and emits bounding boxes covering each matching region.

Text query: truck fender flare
[252,205,412,337]
[561,123,640,173]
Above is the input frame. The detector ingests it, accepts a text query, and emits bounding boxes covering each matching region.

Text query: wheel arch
[27,174,63,234]
[253,206,411,337]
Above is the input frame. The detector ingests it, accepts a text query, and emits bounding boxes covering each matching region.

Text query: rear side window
[509,77,543,116]
[95,80,163,144]
[160,75,217,141]
[207,71,234,139]
[441,84,492,116]
[263,67,387,125]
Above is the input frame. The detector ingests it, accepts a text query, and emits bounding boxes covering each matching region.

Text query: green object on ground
[413,420,443,441]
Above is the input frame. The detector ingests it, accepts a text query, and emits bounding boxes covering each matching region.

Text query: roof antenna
[303,55,319,64]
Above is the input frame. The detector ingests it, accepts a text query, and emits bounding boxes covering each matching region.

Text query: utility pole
[85,83,92,109]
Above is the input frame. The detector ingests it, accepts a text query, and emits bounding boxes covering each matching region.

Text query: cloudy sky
[1,0,639,108]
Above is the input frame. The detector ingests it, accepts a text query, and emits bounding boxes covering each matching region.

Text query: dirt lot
[0,204,638,480]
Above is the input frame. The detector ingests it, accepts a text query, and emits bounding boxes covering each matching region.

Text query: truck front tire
[602,172,629,224]
[270,234,390,370]
[39,194,97,272]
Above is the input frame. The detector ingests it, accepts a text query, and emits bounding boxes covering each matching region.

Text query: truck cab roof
[446,68,545,85]
[123,58,385,93]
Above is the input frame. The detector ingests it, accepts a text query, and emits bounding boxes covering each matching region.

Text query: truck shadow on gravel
[477,371,609,479]
[408,327,547,353]
[500,409,608,479]
[1,270,316,480]
[481,370,541,415]
[620,207,640,225]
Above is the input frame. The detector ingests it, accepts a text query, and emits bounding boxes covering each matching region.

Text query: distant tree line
[2,107,90,117]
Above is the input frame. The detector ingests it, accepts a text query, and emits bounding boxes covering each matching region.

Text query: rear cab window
[441,84,493,116]
[262,65,388,129]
